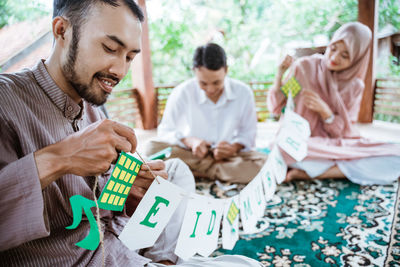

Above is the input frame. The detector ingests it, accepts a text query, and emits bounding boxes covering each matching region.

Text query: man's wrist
[34,144,67,189]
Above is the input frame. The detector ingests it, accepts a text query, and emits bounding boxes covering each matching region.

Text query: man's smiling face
[61,1,142,105]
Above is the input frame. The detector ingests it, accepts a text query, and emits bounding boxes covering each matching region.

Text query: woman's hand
[302,89,333,120]
[272,55,294,93]
[278,55,294,75]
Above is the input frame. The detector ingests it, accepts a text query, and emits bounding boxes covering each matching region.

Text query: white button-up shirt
[157,77,257,151]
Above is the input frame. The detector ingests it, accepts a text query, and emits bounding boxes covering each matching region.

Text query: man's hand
[34,119,137,189]
[125,160,167,216]
[182,136,211,159]
[302,89,333,120]
[213,141,244,161]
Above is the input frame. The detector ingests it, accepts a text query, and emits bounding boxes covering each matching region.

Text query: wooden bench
[374,78,400,123]
[105,78,400,128]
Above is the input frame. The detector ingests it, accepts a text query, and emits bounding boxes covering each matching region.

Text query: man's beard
[62,27,118,106]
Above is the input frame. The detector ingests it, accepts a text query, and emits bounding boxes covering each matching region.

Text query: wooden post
[131,0,157,129]
[357,0,379,123]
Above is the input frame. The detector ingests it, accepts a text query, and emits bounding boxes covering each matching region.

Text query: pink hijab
[289,22,372,138]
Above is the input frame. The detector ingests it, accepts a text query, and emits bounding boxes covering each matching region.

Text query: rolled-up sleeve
[0,119,49,251]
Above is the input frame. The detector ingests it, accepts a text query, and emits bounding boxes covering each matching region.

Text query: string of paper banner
[66,79,308,261]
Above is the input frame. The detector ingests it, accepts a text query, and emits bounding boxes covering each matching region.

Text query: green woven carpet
[196,179,400,266]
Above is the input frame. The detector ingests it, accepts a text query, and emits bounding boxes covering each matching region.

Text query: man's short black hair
[193,43,227,71]
[53,0,144,28]
[53,0,144,76]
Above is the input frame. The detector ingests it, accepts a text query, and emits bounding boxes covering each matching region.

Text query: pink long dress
[268,22,400,185]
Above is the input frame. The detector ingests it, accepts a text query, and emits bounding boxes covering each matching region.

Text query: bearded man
[0,1,261,266]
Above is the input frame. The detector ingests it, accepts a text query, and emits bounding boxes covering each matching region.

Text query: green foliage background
[1,0,399,123]
[0,0,49,28]
[1,0,399,86]
[145,0,400,85]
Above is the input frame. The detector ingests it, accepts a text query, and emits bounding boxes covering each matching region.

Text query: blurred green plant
[1,0,399,123]
[380,0,400,30]
[115,69,133,90]
[0,0,49,28]
[145,0,399,124]
[147,0,399,86]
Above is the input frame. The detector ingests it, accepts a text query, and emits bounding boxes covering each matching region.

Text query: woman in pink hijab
[267,22,400,185]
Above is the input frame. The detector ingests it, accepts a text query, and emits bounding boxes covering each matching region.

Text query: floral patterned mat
[195,178,400,266]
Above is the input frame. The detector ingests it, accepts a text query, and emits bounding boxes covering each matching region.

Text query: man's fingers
[139,160,165,171]
[114,136,132,153]
[137,169,156,179]
[136,159,168,180]
[134,169,168,188]
[216,144,227,150]
[152,170,168,180]
[137,169,168,180]
[216,143,234,153]
[214,148,230,158]
[216,141,229,147]
[194,145,208,158]
[215,147,227,154]
[111,122,137,153]
[196,150,207,158]
[200,146,208,155]
[213,150,228,161]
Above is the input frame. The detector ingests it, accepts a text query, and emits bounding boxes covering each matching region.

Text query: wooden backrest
[105,88,142,128]
[155,81,273,123]
[373,78,400,123]
[105,79,400,127]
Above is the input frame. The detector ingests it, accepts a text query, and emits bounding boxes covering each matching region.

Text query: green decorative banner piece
[148,147,172,160]
[98,152,143,211]
[226,200,239,225]
[281,77,302,98]
[66,195,99,250]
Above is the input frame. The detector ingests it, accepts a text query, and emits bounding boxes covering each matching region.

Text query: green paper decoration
[66,195,99,250]
[66,152,143,251]
[148,147,172,160]
[226,200,239,225]
[98,152,143,211]
[281,77,302,98]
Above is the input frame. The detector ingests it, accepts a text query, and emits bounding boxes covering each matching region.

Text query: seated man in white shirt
[145,43,267,183]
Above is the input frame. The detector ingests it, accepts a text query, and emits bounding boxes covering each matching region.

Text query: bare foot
[157,260,175,265]
[284,169,311,182]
